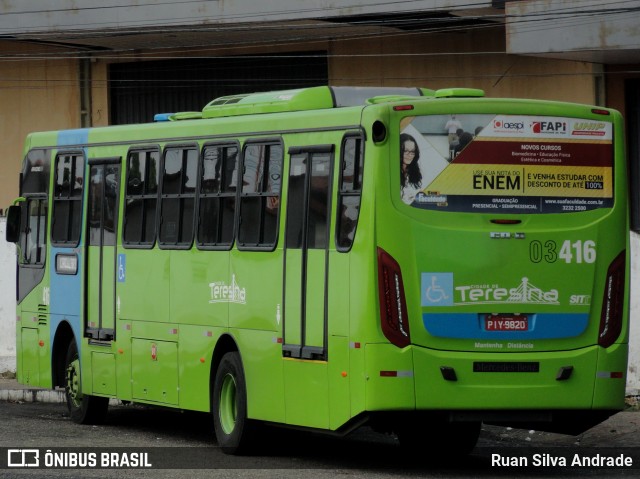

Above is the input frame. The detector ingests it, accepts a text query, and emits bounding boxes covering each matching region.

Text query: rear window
[400,114,613,213]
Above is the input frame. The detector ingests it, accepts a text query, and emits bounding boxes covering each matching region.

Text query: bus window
[17,149,49,266]
[159,145,198,247]
[51,152,84,245]
[20,198,48,266]
[22,149,50,195]
[123,148,160,247]
[197,143,239,248]
[237,141,282,249]
[336,135,364,251]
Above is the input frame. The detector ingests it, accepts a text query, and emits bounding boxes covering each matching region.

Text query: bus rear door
[282,146,333,427]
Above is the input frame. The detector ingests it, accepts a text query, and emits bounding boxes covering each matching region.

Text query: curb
[0,385,122,406]
[0,388,66,403]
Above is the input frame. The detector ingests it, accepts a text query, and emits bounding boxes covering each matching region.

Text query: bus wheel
[212,351,254,455]
[64,340,109,424]
[397,420,481,458]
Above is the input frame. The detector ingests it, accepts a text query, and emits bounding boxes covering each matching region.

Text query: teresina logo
[456,277,559,305]
[209,274,246,304]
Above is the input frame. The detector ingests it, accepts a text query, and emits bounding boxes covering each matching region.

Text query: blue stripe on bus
[48,129,89,352]
[422,313,590,340]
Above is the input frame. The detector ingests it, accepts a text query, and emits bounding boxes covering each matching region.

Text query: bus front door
[85,160,121,341]
[282,147,332,427]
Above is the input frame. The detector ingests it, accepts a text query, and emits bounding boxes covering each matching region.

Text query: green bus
[6,86,629,455]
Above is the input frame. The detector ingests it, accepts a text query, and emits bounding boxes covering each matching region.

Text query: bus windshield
[399,114,613,213]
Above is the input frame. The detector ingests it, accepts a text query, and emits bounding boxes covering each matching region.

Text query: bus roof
[161,86,490,121]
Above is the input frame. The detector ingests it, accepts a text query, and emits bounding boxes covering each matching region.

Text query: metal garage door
[109,52,328,125]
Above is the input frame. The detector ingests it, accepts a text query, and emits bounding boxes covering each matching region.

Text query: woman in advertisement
[400,133,424,204]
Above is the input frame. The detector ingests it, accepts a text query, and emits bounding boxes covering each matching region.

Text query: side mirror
[5,204,21,243]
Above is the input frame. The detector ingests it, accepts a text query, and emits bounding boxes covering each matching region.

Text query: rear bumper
[364,342,627,412]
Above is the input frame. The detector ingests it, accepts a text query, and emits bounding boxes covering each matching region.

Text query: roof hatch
[200,86,433,119]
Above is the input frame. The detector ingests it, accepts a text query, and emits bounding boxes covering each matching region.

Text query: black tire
[64,339,109,424]
[397,419,481,458]
[212,351,255,455]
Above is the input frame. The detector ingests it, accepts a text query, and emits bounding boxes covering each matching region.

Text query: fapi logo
[532,121,567,135]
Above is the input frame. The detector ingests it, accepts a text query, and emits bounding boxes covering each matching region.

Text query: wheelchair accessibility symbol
[421,273,454,307]
[117,254,126,283]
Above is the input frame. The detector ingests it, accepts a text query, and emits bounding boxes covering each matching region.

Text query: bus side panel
[129,321,180,405]
[118,249,170,324]
[234,329,285,423]
[283,358,329,428]
[177,324,226,412]
[115,320,132,401]
[327,252,352,428]
[19,326,41,386]
[364,344,415,411]
[50,130,89,388]
[328,336,350,430]
[593,342,628,409]
[172,249,230,328]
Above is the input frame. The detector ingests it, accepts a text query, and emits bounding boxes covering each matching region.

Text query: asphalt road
[1,400,640,478]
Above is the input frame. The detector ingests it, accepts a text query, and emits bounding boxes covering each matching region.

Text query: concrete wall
[0,41,80,211]
[506,0,640,64]
[0,218,16,374]
[0,1,494,32]
[629,232,640,393]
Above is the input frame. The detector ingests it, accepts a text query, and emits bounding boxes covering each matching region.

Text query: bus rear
[368,94,628,448]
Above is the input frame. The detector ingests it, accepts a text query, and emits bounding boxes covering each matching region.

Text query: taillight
[377,247,411,348]
[598,251,626,348]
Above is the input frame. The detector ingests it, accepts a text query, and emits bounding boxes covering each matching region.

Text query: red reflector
[377,247,411,348]
[380,371,398,377]
[490,219,521,225]
[591,108,611,116]
[611,372,624,378]
[393,105,414,111]
[599,251,626,348]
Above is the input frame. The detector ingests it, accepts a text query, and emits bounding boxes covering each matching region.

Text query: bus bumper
[364,342,627,412]
[412,342,627,410]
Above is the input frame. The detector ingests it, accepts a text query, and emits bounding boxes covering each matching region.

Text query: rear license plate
[485,314,528,331]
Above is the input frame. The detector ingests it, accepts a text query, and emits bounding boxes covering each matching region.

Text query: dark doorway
[109,52,328,125]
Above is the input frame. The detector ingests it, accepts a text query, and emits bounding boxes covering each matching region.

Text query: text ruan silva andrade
[491,453,633,468]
